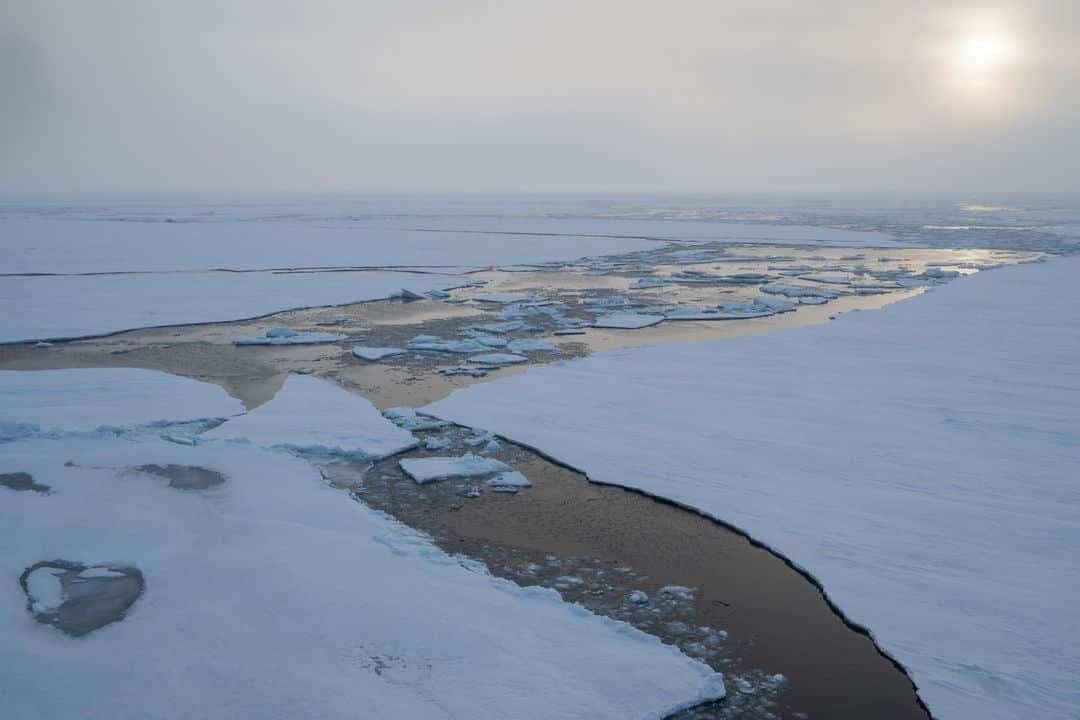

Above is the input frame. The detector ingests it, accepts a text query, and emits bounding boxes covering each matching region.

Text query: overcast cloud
[2,1,1077,193]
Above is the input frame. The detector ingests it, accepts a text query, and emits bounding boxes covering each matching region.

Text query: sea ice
[760,283,840,299]
[352,346,407,361]
[204,375,416,458]
[592,312,665,329]
[426,257,1080,720]
[440,366,489,377]
[801,272,853,285]
[406,337,491,353]
[382,407,452,431]
[399,454,511,484]
[631,277,667,289]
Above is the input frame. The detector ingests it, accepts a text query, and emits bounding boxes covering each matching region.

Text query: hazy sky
[2,1,1078,194]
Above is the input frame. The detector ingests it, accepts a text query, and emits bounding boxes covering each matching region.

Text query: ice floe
[506,338,557,353]
[406,336,492,354]
[760,283,840,299]
[352,346,407,361]
[399,454,511,484]
[592,312,665,329]
[468,353,529,366]
[486,470,532,488]
[204,375,416,458]
[0,368,243,439]
[382,407,452,431]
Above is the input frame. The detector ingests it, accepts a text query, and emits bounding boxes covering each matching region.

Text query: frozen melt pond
[20,561,144,637]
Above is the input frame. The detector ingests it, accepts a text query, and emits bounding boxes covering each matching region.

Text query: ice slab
[506,339,557,353]
[0,368,243,439]
[426,258,1080,720]
[382,407,452,431]
[352,346,407,361]
[204,375,415,459]
[399,454,511,484]
[631,277,667,289]
[801,272,854,285]
[486,470,532,488]
[592,312,665,329]
[407,337,491,354]
[473,293,537,304]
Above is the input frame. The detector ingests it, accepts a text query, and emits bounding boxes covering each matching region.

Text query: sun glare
[956,32,1013,81]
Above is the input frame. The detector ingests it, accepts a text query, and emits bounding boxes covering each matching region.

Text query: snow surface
[203,375,416,458]
[0,368,243,439]
[0,271,464,343]
[426,258,1080,720]
[399,454,511,484]
[1,434,722,719]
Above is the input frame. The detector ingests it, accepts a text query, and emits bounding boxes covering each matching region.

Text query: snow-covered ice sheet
[203,375,416,458]
[1,435,722,719]
[0,368,242,439]
[427,258,1080,720]
[0,217,661,275]
[0,271,463,343]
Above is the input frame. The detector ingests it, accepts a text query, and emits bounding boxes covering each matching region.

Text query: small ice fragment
[407,337,491,353]
[266,327,298,338]
[399,454,511,484]
[658,585,696,600]
[352,346,407,361]
[468,353,528,366]
[472,320,526,334]
[389,288,424,300]
[440,365,489,377]
[486,470,532,488]
[592,312,664,329]
[628,590,649,604]
[291,367,314,375]
[631,277,666,289]
[34,341,54,348]
[423,435,453,450]
[473,293,536,304]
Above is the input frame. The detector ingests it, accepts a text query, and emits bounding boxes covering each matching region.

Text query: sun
[956,33,1013,79]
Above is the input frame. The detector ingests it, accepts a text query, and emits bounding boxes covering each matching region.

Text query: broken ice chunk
[752,296,796,313]
[352,346,407,361]
[592,312,664,329]
[388,288,425,300]
[631,277,667,289]
[471,320,527,334]
[627,590,649,604]
[423,435,453,450]
[486,470,532,488]
[399,454,511,484]
[468,353,529,366]
[658,585,696,600]
[801,272,853,285]
[760,283,840,299]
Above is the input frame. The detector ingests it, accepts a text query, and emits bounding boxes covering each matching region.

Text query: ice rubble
[382,407,452,431]
[760,283,840,299]
[234,328,346,345]
[0,368,243,439]
[398,454,511,484]
[1,435,722,719]
[203,375,415,458]
[426,258,1080,720]
[406,336,491,353]
[506,338,557,353]
[352,346,407,361]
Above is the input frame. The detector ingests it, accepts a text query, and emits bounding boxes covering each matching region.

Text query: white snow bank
[0,368,242,439]
[0,271,463,343]
[203,375,415,458]
[426,258,1080,720]
[399,454,510,484]
[1,435,722,719]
